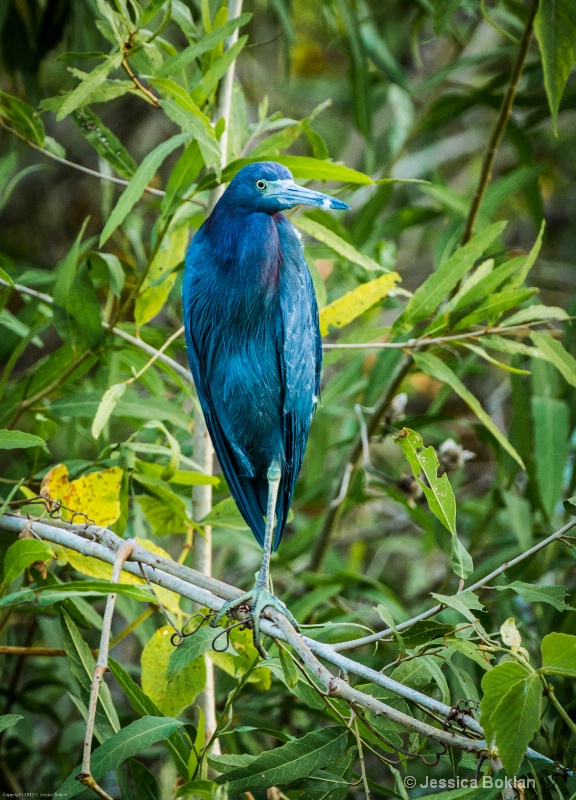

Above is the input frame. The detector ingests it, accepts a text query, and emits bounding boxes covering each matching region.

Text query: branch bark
[0,512,562,770]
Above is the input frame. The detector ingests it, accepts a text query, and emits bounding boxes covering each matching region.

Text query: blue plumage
[182,161,348,655]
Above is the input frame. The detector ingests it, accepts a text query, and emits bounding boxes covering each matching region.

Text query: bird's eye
[255,179,267,191]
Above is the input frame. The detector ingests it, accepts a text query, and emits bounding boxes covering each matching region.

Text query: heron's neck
[204,206,281,290]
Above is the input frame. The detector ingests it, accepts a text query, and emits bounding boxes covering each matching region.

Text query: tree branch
[333,517,576,652]
[79,541,134,799]
[0,512,562,770]
[0,278,193,384]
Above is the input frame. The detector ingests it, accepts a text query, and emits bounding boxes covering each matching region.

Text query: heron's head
[225,161,349,214]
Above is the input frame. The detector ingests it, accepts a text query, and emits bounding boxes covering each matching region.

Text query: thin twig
[123,326,185,385]
[323,320,562,350]
[0,279,193,384]
[333,517,576,652]
[460,0,539,245]
[0,645,96,656]
[121,56,160,107]
[78,542,134,795]
[0,118,166,198]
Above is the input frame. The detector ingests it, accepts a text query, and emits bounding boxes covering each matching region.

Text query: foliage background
[0,0,576,798]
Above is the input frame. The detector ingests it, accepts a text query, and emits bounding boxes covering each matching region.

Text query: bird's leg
[210,460,299,658]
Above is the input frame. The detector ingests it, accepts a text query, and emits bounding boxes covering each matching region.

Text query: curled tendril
[169,610,218,647]
[420,741,447,767]
[212,620,247,653]
[443,698,480,731]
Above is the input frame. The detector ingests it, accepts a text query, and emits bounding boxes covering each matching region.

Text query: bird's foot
[210,583,299,659]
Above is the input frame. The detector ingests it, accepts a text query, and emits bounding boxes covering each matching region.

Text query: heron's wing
[274,216,322,550]
[183,241,268,546]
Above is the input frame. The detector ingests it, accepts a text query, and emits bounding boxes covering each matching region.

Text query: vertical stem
[213,0,244,189]
[79,542,133,799]
[460,0,538,245]
[194,0,244,756]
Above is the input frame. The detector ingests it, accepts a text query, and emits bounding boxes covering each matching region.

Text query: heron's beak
[269,180,350,210]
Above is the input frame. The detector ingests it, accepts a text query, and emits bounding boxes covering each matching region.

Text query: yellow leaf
[319,272,400,336]
[135,225,188,326]
[500,617,522,649]
[57,537,181,615]
[141,625,206,716]
[40,464,123,527]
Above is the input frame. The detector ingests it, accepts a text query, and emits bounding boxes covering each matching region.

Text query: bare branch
[79,541,134,797]
[333,517,576,652]
[0,512,562,769]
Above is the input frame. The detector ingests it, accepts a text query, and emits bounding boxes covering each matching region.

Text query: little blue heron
[183,161,349,657]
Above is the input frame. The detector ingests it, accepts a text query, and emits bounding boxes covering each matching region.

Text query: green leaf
[430,590,484,624]
[157,13,252,76]
[496,582,571,612]
[92,383,127,439]
[0,92,45,145]
[60,609,120,738]
[68,262,105,348]
[294,217,388,272]
[530,332,576,387]
[2,539,53,588]
[0,264,14,287]
[214,727,349,792]
[192,36,248,106]
[0,714,23,733]
[395,428,456,534]
[35,580,157,605]
[531,396,569,517]
[446,257,519,319]
[400,620,453,648]
[413,352,525,468]
[319,273,400,337]
[167,626,217,679]
[154,81,221,172]
[278,647,299,688]
[99,132,191,246]
[199,497,250,530]
[450,536,473,581]
[137,494,188,536]
[508,219,546,289]
[454,288,536,330]
[209,156,374,188]
[141,626,206,717]
[55,716,184,798]
[160,140,204,219]
[540,632,576,677]
[394,221,506,330]
[504,304,569,326]
[535,0,576,134]
[0,429,45,449]
[109,658,190,777]
[88,252,125,297]
[135,225,188,325]
[462,343,530,375]
[480,662,542,774]
[56,52,124,121]
[72,107,137,179]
